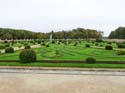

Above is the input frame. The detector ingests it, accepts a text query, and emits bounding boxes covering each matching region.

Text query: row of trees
[0,28,101,40]
[109,27,125,39]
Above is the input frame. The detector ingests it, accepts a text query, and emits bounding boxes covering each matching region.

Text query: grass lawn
[0,62,125,68]
[0,43,125,61]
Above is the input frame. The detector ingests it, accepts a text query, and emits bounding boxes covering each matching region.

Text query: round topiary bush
[85,57,96,64]
[117,43,125,48]
[19,49,36,63]
[105,45,113,50]
[0,44,5,49]
[85,44,90,48]
[117,50,125,55]
[24,45,31,49]
[46,44,50,47]
[5,47,14,53]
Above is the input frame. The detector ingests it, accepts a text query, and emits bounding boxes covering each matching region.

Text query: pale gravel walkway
[0,69,125,93]
[0,44,41,53]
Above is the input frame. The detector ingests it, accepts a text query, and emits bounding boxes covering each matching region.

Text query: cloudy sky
[0,0,125,36]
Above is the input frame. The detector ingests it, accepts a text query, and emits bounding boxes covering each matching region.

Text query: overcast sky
[0,0,125,36]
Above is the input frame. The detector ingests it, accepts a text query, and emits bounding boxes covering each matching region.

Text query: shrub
[117,50,125,55]
[74,42,78,46]
[37,40,41,44]
[24,45,31,49]
[96,39,103,42]
[85,44,90,48]
[0,44,5,49]
[46,44,50,47]
[5,43,10,47]
[105,45,113,50]
[107,42,112,44]
[51,40,55,44]
[85,57,96,64]
[41,42,46,46]
[100,44,103,47]
[5,47,14,53]
[117,43,125,48]
[19,49,36,63]
[95,43,98,46]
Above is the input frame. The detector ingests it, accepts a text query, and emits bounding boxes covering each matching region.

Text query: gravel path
[0,69,125,93]
[0,44,41,53]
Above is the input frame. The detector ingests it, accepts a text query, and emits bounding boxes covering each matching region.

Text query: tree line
[109,27,125,39]
[0,28,102,40]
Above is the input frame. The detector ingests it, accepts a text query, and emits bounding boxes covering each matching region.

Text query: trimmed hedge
[105,45,113,50]
[117,50,125,55]
[5,47,14,53]
[24,45,31,49]
[19,49,36,63]
[85,44,90,48]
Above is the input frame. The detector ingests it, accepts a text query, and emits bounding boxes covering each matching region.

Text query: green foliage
[19,49,36,63]
[117,43,125,48]
[109,27,125,39]
[85,44,90,48]
[117,50,125,55]
[96,39,103,42]
[46,44,50,47]
[86,57,96,64]
[24,45,31,49]
[5,47,14,53]
[105,45,113,50]
[55,50,60,56]
[0,44,5,49]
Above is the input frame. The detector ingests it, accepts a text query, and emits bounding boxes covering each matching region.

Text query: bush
[100,44,103,47]
[19,49,36,63]
[51,40,55,44]
[24,45,31,49]
[96,39,103,42]
[85,44,90,48]
[5,43,10,47]
[0,44,5,49]
[46,44,50,47]
[105,45,113,50]
[95,43,98,46]
[5,47,14,53]
[85,57,96,64]
[117,43,125,48]
[74,42,78,46]
[117,50,125,55]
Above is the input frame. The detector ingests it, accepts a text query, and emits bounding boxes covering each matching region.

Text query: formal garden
[0,39,125,68]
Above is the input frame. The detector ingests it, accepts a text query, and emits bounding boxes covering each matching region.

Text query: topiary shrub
[46,44,50,47]
[5,47,14,53]
[96,39,103,42]
[105,45,113,50]
[74,42,78,46]
[100,44,103,47]
[5,43,10,47]
[95,43,98,46]
[19,49,36,63]
[117,50,125,55]
[24,45,31,49]
[0,44,5,49]
[85,44,90,48]
[85,57,96,64]
[117,43,125,48]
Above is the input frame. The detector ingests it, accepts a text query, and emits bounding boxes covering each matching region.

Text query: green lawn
[0,43,125,61]
[0,62,125,68]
